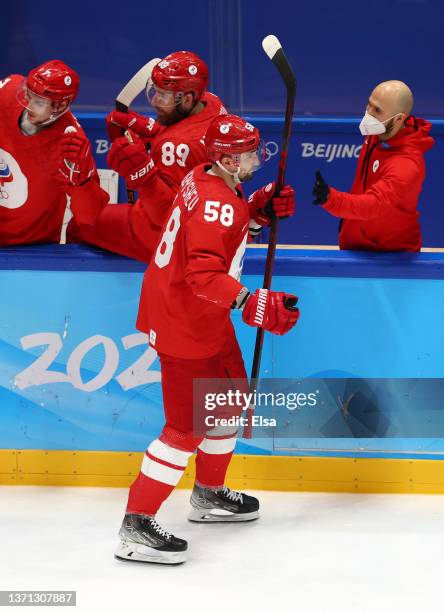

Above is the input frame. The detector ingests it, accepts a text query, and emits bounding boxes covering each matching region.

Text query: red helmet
[27,60,80,104]
[151,51,208,100]
[205,114,261,161]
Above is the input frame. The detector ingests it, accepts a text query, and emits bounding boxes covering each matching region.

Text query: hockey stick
[114,57,161,203]
[243,35,297,439]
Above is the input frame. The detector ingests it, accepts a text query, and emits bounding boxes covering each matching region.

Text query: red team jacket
[323,116,434,252]
[69,92,226,261]
[137,164,249,359]
[0,75,107,245]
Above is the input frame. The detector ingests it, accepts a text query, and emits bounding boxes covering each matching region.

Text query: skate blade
[188,508,259,523]
[114,541,186,565]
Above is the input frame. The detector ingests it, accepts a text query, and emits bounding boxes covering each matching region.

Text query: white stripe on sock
[141,456,185,486]
[198,436,237,455]
[147,439,192,467]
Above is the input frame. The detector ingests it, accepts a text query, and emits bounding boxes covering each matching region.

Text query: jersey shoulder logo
[372,159,380,173]
[0,78,11,90]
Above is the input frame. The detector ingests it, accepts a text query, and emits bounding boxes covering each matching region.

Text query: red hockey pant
[126,332,248,516]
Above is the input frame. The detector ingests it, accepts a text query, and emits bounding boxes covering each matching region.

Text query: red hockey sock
[195,435,237,489]
[126,438,192,515]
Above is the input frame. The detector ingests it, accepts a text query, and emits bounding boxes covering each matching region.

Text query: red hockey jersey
[323,116,434,252]
[68,92,226,261]
[0,75,107,246]
[137,164,249,359]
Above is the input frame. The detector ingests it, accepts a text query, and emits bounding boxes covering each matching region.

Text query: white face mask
[359,111,400,136]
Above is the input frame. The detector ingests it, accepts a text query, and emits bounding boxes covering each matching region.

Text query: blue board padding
[1,247,444,458]
[2,244,444,280]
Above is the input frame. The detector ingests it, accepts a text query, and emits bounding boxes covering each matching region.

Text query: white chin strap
[216,160,241,184]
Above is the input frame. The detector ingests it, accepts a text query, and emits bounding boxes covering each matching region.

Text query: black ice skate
[115,513,187,564]
[188,484,259,522]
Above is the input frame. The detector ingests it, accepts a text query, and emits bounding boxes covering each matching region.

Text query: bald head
[372,80,414,115]
[365,80,414,140]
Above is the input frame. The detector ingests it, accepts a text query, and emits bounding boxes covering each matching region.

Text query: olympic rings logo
[265,141,279,162]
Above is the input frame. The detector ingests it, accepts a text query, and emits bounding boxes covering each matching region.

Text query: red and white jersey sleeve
[0,74,107,246]
[137,164,249,359]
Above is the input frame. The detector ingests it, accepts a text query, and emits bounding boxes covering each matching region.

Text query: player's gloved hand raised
[312,170,330,205]
[242,288,300,335]
[248,182,295,227]
[106,110,161,144]
[107,135,158,189]
[59,129,95,187]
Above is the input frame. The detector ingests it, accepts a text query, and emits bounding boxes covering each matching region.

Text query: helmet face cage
[242,138,266,172]
[228,140,266,175]
[145,80,188,109]
[16,80,67,118]
[207,141,266,177]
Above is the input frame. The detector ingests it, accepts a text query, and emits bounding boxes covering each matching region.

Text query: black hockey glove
[312,170,330,205]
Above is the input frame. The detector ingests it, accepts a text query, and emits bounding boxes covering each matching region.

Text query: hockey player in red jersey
[115,114,299,565]
[0,60,107,245]
[68,51,227,261]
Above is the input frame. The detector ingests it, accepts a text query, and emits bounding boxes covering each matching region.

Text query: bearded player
[69,51,227,261]
[115,114,299,565]
[0,60,107,245]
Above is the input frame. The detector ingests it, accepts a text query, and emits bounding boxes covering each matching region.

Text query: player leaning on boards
[115,114,299,565]
[312,80,434,251]
[69,51,226,261]
[0,60,107,245]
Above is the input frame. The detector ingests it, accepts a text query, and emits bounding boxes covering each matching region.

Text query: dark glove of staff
[312,170,330,205]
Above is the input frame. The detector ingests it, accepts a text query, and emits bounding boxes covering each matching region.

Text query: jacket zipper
[361,138,379,190]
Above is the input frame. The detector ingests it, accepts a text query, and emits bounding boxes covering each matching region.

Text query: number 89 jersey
[149,92,226,191]
[136,164,249,359]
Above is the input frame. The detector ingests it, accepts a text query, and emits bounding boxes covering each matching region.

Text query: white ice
[1,487,444,612]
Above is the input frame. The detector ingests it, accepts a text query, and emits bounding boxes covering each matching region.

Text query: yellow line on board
[2,450,444,493]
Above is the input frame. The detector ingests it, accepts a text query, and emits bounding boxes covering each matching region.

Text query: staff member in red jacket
[312,80,434,252]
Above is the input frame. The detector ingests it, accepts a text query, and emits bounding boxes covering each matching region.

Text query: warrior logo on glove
[242,288,300,336]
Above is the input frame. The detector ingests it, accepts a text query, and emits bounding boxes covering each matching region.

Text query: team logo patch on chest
[0,148,28,209]
[372,160,380,173]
